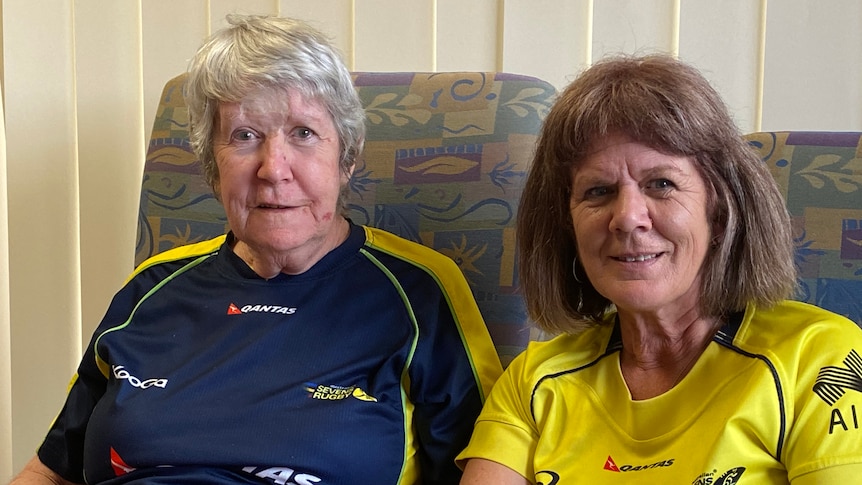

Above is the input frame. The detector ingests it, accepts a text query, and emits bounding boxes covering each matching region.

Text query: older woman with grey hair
[12,15,501,485]
[457,54,862,484]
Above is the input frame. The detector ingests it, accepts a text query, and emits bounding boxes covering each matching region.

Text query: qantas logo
[604,455,674,472]
[110,447,135,476]
[227,303,297,315]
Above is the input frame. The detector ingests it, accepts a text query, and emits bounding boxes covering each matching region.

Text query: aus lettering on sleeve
[242,466,322,485]
[829,403,860,434]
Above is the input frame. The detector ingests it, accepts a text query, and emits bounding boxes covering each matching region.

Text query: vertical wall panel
[278,0,353,68]
[762,0,862,131]
[592,0,675,59]
[4,0,81,472]
[141,1,209,145]
[0,87,12,480]
[679,0,763,133]
[503,0,591,89]
[593,0,676,62]
[437,0,498,72]
[212,0,279,31]
[354,0,434,71]
[75,1,144,342]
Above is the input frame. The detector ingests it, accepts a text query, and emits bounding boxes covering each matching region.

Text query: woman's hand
[8,456,80,485]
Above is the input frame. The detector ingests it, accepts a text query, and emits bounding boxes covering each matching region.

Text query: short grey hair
[185,14,365,197]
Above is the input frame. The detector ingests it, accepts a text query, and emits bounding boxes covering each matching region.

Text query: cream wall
[2,0,861,477]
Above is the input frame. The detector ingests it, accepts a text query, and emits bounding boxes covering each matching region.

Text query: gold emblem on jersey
[304,382,378,402]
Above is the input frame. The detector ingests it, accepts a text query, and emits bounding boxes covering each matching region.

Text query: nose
[257,134,293,182]
[609,185,652,233]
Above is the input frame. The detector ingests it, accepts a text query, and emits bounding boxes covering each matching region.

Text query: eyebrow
[639,163,687,178]
[573,162,687,185]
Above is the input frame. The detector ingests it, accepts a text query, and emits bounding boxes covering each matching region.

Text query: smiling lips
[613,253,662,262]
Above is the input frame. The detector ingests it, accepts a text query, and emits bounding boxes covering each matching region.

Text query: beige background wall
[1,0,861,477]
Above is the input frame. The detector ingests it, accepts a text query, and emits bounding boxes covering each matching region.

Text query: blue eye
[649,179,675,190]
[294,127,314,139]
[585,186,611,198]
[233,130,256,141]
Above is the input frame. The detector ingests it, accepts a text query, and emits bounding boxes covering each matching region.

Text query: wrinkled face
[213,87,349,261]
[569,132,712,316]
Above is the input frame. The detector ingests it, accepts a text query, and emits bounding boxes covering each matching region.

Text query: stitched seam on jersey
[714,332,787,459]
[529,350,618,423]
[360,242,486,401]
[359,247,420,482]
[93,253,216,378]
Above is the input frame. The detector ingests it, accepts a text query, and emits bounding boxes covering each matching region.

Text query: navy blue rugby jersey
[37,223,502,485]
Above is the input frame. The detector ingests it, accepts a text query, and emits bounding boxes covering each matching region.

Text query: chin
[598,285,666,313]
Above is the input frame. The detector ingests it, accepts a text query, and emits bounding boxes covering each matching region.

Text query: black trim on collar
[714,310,746,346]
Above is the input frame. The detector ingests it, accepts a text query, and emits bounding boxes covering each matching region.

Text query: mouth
[257,203,291,209]
[613,253,662,262]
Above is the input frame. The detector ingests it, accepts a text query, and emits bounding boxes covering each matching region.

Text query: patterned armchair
[138,73,861,371]
[745,132,862,326]
[137,72,557,366]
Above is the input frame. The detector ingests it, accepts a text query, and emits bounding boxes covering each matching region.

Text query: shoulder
[362,226,457,269]
[128,235,225,281]
[359,225,468,288]
[733,300,860,353]
[508,320,616,386]
[730,301,862,396]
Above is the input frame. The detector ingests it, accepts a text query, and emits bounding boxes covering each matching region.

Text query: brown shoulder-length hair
[518,54,797,334]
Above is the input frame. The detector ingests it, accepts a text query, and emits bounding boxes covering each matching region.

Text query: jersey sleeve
[35,261,181,482]
[455,347,538,480]
[778,306,862,482]
[36,335,107,483]
[409,259,503,484]
[367,227,504,484]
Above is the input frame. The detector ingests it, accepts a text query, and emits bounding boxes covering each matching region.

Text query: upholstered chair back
[745,131,862,326]
[137,72,557,365]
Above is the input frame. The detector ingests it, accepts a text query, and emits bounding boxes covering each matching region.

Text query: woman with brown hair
[458,54,862,484]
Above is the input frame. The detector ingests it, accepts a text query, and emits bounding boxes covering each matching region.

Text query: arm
[9,457,80,485]
[461,458,531,485]
[409,287,503,484]
[791,465,862,485]
[398,244,503,484]
[780,307,862,482]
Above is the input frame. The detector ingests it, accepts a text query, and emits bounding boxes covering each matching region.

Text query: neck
[617,308,720,400]
[231,218,351,278]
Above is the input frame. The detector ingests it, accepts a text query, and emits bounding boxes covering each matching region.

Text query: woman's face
[213,87,349,267]
[569,132,712,317]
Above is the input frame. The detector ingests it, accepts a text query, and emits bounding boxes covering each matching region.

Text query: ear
[343,145,359,181]
[710,221,725,247]
[212,175,223,203]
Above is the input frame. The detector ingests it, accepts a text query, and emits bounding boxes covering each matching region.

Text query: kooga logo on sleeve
[112,365,168,389]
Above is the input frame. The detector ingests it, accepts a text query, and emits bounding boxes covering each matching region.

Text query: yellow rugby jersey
[458,301,862,484]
